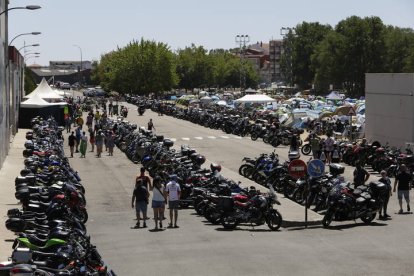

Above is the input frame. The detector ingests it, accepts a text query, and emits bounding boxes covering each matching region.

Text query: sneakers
[398,209,403,214]
[142,223,147,228]
[159,222,163,228]
[384,214,391,218]
[378,215,384,220]
[408,205,411,212]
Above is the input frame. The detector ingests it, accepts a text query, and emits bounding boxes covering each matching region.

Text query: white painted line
[169,138,177,142]
[182,137,190,141]
[220,135,230,139]
[207,136,217,139]
[194,137,203,140]
[233,136,243,139]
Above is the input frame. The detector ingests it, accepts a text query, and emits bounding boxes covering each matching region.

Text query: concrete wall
[365,73,414,147]
[0,0,9,169]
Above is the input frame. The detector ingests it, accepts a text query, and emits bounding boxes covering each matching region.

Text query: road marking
[233,136,243,139]
[207,136,216,139]
[220,136,229,139]
[169,138,177,142]
[194,137,203,140]
[182,137,190,141]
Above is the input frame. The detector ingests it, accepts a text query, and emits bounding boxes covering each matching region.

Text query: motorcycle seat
[356,197,366,204]
[353,188,362,196]
[27,235,48,246]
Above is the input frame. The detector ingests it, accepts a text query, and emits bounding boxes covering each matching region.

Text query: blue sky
[9,0,414,66]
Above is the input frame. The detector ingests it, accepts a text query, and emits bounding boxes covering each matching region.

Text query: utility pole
[280,27,294,88]
[235,34,250,91]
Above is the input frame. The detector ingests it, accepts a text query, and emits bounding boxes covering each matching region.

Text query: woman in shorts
[150,178,166,230]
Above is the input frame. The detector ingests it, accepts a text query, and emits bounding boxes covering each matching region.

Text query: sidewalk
[0,130,28,261]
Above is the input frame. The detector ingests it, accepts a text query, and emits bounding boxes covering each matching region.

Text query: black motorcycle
[221,186,282,231]
[322,181,389,228]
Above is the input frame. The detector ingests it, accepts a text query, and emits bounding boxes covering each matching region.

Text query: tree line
[91,16,414,97]
[91,40,259,95]
[282,16,414,96]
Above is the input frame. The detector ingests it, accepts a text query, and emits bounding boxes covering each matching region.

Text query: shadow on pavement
[325,221,388,230]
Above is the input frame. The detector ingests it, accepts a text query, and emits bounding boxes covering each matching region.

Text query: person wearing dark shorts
[165,175,181,228]
[393,164,412,214]
[132,179,149,228]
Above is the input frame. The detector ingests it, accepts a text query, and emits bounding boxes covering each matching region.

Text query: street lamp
[73,44,83,86]
[9,32,41,46]
[25,55,40,63]
[18,44,40,52]
[235,35,250,90]
[24,52,40,59]
[0,5,41,16]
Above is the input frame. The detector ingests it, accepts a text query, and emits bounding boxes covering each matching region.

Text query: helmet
[210,163,221,172]
[195,155,206,165]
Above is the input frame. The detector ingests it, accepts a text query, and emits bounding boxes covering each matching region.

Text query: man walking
[68,131,76,158]
[132,179,149,228]
[165,174,181,228]
[148,119,155,132]
[393,164,412,214]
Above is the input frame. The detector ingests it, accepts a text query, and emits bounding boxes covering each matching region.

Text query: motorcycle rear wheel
[360,212,376,224]
[221,214,239,230]
[266,209,282,231]
[251,133,258,141]
[238,164,252,177]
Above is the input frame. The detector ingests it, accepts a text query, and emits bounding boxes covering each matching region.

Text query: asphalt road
[64,99,414,276]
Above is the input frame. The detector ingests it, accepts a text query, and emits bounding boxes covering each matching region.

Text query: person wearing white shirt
[165,175,181,228]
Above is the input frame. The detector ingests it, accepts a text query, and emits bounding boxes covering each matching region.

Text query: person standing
[324,134,335,165]
[89,127,95,152]
[378,170,392,219]
[353,161,370,187]
[95,130,105,158]
[290,134,298,152]
[132,179,149,228]
[68,131,76,158]
[309,134,321,160]
[86,113,93,129]
[150,178,166,230]
[79,131,88,158]
[106,131,115,156]
[65,115,71,133]
[147,119,155,132]
[393,164,412,214]
[165,175,181,228]
[75,126,82,153]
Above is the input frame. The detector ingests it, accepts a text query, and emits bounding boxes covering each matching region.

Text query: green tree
[93,39,178,95]
[384,26,414,72]
[290,22,332,89]
[24,67,37,94]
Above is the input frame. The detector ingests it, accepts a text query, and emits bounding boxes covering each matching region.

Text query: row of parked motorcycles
[125,96,303,148]
[238,151,391,228]
[108,117,283,231]
[0,117,116,275]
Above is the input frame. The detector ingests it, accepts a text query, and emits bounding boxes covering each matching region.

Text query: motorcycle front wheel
[322,210,334,228]
[301,144,312,156]
[251,133,258,141]
[266,209,282,231]
[221,214,239,230]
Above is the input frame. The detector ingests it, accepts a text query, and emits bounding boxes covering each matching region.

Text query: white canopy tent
[24,78,64,101]
[234,94,276,103]
[326,91,342,100]
[20,91,51,108]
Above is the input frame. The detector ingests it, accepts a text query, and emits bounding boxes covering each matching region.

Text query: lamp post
[25,55,40,64]
[235,34,250,91]
[9,32,41,46]
[0,5,41,16]
[23,52,40,59]
[73,45,83,86]
[18,44,40,52]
